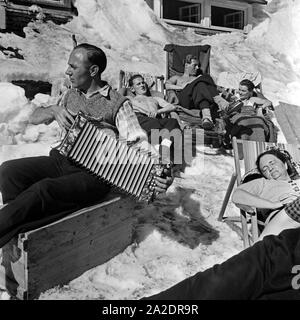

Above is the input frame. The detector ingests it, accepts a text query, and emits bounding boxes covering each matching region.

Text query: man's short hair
[74,43,107,74]
[128,74,144,87]
[240,79,255,92]
[183,54,199,66]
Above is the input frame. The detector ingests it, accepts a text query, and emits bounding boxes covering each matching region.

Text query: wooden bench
[0,194,136,299]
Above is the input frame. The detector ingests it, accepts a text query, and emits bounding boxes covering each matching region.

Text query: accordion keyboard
[58,112,165,202]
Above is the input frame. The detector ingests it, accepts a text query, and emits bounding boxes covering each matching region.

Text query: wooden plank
[275,102,300,145]
[24,195,123,233]
[27,219,132,300]
[27,201,134,265]
[218,173,237,221]
[24,198,131,257]
[0,195,137,299]
[26,197,135,299]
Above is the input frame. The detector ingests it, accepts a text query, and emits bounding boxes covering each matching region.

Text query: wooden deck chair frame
[163,44,224,145]
[218,137,259,247]
[218,137,300,248]
[118,69,165,95]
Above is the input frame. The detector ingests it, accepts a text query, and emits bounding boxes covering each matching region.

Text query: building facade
[145,0,267,34]
[0,0,268,37]
[0,0,75,36]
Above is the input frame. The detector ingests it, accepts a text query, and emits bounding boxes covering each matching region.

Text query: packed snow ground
[0,0,299,299]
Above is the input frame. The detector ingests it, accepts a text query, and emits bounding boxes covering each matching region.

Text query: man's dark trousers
[176,75,219,118]
[145,228,300,300]
[0,149,110,247]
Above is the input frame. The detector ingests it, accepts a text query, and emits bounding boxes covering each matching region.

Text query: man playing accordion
[0,43,173,248]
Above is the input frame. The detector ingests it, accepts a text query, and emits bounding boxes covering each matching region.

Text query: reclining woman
[232,148,300,240]
[232,79,272,115]
[223,79,277,143]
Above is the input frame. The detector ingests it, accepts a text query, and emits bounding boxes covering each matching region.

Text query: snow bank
[0,83,27,123]
[0,83,61,146]
[0,0,298,147]
[247,0,300,105]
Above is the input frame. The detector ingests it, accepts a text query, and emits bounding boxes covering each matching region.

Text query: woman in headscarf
[232,148,300,240]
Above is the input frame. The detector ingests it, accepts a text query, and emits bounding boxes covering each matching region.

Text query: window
[224,11,244,29]
[211,6,244,30]
[179,4,201,24]
[163,0,202,24]
[158,0,249,31]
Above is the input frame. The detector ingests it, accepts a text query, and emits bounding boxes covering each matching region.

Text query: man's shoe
[202,118,214,130]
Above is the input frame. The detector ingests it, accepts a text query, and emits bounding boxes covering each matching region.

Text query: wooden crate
[0,195,136,300]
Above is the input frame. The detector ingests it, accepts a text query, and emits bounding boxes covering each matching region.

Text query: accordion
[58,112,167,202]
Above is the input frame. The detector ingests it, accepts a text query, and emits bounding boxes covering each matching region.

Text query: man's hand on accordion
[154,175,173,193]
[51,105,74,130]
[153,168,174,198]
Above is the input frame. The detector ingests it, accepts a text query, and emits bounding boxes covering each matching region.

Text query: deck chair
[164,44,224,146]
[215,71,278,146]
[218,137,300,248]
[274,101,300,145]
[164,44,211,79]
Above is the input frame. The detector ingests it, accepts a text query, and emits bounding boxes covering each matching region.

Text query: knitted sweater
[62,86,127,126]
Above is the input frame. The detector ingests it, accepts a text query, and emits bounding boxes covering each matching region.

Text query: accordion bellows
[58,112,165,202]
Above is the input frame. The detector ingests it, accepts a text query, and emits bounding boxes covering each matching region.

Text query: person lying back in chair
[221,79,277,143]
[232,148,300,241]
[228,79,273,117]
[128,74,181,135]
[165,54,228,130]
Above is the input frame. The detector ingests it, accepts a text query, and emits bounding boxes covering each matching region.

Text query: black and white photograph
[0,0,299,305]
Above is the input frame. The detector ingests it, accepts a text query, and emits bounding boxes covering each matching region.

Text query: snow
[38,149,242,300]
[0,0,299,299]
